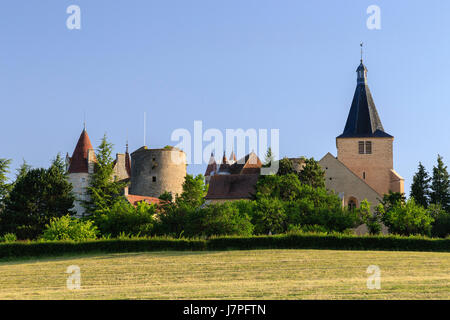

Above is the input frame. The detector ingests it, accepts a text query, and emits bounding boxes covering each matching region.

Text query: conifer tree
[430,155,450,212]
[83,134,127,215]
[410,162,431,208]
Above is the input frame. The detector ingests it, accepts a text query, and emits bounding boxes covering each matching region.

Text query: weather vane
[360,42,364,62]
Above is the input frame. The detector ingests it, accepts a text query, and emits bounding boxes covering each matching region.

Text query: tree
[297,157,325,189]
[1,166,75,239]
[381,191,406,213]
[263,147,274,167]
[277,157,295,176]
[15,159,31,181]
[410,162,431,208]
[357,199,382,235]
[83,134,127,215]
[93,200,157,238]
[176,174,207,208]
[430,155,450,212]
[381,198,434,236]
[51,153,66,174]
[0,159,12,210]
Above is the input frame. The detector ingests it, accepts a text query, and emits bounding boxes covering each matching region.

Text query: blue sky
[1,0,449,195]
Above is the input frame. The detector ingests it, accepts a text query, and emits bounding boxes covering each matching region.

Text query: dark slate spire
[337,58,392,139]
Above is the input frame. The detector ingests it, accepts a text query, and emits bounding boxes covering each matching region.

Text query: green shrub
[382,198,434,236]
[94,200,157,237]
[287,224,328,234]
[41,215,99,241]
[0,233,17,243]
[428,204,450,238]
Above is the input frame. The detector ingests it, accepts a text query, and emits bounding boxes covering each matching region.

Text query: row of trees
[410,155,450,212]
[1,140,449,240]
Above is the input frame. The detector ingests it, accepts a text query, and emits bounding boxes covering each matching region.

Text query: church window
[363,172,366,179]
[365,141,372,154]
[359,141,365,154]
[152,176,156,182]
[348,198,357,211]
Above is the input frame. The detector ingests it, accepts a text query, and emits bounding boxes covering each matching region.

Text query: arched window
[348,197,358,211]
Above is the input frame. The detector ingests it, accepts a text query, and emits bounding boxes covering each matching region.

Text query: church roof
[205,174,259,200]
[337,61,393,139]
[68,129,96,173]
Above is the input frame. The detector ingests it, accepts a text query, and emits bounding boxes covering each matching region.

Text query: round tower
[129,146,187,198]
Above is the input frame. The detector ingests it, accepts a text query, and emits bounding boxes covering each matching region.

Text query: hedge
[0,233,448,259]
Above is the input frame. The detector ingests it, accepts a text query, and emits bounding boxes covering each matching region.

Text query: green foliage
[430,155,450,212]
[381,191,406,212]
[410,162,431,208]
[263,147,274,167]
[287,224,328,234]
[93,200,157,238]
[277,157,295,176]
[0,233,449,259]
[176,174,207,208]
[0,159,12,211]
[15,160,31,181]
[194,202,254,237]
[382,198,434,236]
[159,191,173,202]
[1,165,75,239]
[0,233,17,243]
[428,204,450,238]
[357,200,382,235]
[83,134,127,216]
[253,198,287,234]
[41,215,98,241]
[297,157,325,189]
[254,173,357,234]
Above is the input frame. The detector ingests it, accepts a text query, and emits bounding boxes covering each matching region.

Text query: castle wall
[113,153,130,181]
[129,148,186,198]
[336,137,396,196]
[68,172,90,218]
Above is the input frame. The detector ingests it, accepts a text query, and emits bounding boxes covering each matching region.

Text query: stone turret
[129,146,187,198]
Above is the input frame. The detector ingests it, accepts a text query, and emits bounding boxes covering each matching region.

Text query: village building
[204,151,262,203]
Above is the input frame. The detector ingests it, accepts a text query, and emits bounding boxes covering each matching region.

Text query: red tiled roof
[126,194,162,206]
[68,129,96,173]
[205,174,259,200]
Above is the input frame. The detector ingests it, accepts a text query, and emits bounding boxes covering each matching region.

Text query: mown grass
[0,249,448,299]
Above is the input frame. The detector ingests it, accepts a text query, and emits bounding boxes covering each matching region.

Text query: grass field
[0,249,449,299]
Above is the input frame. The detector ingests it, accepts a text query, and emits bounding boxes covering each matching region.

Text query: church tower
[336,55,404,196]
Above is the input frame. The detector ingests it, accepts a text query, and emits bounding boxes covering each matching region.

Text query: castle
[66,55,404,218]
[66,130,186,217]
[203,57,404,211]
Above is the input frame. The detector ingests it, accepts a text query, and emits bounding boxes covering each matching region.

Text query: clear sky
[1,0,449,195]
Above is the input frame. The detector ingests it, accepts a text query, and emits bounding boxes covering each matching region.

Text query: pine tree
[15,159,31,181]
[83,134,127,215]
[430,155,450,212]
[410,162,431,208]
[263,147,274,167]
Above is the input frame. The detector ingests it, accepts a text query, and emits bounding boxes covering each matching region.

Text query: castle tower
[67,127,97,217]
[129,146,187,198]
[336,58,404,196]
